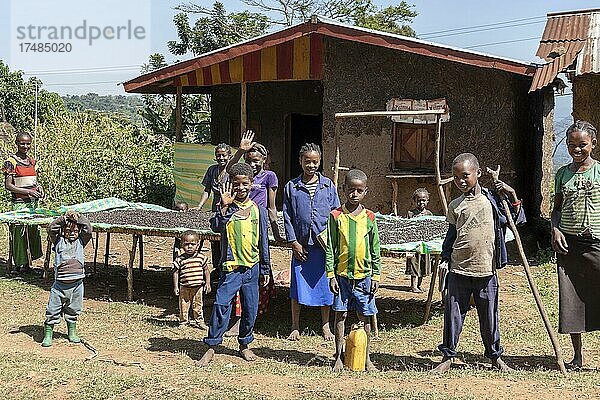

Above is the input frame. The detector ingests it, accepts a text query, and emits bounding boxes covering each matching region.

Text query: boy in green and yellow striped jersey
[326,169,381,372]
[197,163,271,367]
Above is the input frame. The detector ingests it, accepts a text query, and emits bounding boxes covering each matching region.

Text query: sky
[1,0,598,134]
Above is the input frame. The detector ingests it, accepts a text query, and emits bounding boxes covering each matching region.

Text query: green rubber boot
[42,324,53,347]
[66,321,80,343]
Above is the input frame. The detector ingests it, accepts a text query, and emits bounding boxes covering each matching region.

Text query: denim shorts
[332,275,378,316]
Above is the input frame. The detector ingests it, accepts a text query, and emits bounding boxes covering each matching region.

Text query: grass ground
[0,230,598,399]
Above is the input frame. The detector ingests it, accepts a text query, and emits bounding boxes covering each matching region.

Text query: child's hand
[551,227,569,255]
[370,280,379,295]
[204,284,211,294]
[260,274,270,288]
[173,287,179,297]
[64,210,81,223]
[219,182,235,206]
[291,241,307,262]
[493,179,515,196]
[239,130,256,152]
[329,277,339,294]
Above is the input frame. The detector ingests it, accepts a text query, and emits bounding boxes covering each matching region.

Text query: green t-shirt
[555,161,600,237]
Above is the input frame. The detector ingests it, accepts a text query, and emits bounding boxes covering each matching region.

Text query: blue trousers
[438,272,503,360]
[45,280,84,325]
[204,264,259,346]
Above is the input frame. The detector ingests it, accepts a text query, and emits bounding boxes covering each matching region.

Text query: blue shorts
[332,276,378,316]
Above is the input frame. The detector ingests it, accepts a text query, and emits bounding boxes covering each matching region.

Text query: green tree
[0,61,65,133]
[140,54,210,142]
[168,2,270,56]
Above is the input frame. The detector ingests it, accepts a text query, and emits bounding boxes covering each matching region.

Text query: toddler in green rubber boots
[42,211,92,347]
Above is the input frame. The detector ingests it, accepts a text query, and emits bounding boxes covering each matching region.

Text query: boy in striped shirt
[198,163,271,367]
[172,230,210,329]
[326,169,381,372]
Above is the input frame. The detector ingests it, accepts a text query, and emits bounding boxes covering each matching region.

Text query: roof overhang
[124,16,537,94]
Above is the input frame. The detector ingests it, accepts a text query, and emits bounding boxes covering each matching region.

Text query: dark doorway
[287,113,323,182]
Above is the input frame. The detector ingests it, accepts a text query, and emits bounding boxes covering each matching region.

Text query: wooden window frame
[391,122,445,172]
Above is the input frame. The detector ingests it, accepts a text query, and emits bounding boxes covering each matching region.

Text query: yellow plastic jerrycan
[344,322,367,372]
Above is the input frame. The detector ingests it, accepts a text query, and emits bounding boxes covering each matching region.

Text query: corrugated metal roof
[530,9,600,91]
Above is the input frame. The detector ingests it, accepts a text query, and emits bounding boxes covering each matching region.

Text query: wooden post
[43,237,52,280]
[93,231,99,274]
[423,255,440,323]
[434,115,448,216]
[240,82,247,133]
[333,119,341,187]
[175,86,183,142]
[104,232,111,267]
[138,235,144,271]
[127,235,139,301]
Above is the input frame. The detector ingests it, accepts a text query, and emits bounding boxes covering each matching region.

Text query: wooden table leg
[43,237,52,280]
[7,224,13,273]
[127,235,139,301]
[104,232,111,267]
[138,235,143,271]
[423,255,440,323]
[93,231,99,274]
[391,180,399,216]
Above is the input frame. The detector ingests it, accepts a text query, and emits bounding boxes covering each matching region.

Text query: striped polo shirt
[173,253,208,287]
[556,161,600,238]
[2,155,38,202]
[325,205,381,281]
[223,200,261,271]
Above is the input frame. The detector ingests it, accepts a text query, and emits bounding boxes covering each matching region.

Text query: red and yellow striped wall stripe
[175,34,323,87]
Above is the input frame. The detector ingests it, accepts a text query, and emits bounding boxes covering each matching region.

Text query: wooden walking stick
[487,165,567,376]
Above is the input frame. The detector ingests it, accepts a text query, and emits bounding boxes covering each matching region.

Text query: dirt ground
[1,233,599,400]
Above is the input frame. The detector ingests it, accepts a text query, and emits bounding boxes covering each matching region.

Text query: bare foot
[332,358,344,372]
[366,359,378,372]
[196,321,208,330]
[491,357,514,373]
[239,345,257,362]
[196,348,215,367]
[431,357,452,374]
[322,327,334,341]
[410,287,423,293]
[287,329,300,341]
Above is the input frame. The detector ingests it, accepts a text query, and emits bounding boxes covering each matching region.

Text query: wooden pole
[434,115,448,216]
[240,82,247,133]
[93,231,99,274]
[104,232,111,267]
[138,235,144,271]
[333,119,341,187]
[175,86,183,142]
[127,235,138,301]
[423,255,440,323]
[488,166,567,376]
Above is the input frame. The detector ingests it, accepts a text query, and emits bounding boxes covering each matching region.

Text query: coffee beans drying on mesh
[85,209,447,244]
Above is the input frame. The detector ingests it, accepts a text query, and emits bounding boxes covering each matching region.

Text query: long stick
[489,166,567,376]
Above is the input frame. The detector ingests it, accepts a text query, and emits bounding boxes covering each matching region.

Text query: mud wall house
[530,8,600,160]
[124,17,553,218]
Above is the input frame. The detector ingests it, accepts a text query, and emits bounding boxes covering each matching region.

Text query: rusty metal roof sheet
[530,9,600,91]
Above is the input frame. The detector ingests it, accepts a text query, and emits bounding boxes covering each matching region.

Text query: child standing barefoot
[173,230,211,329]
[283,143,340,341]
[42,211,92,347]
[405,188,433,293]
[326,169,380,372]
[552,121,600,370]
[431,153,524,374]
[197,163,271,366]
